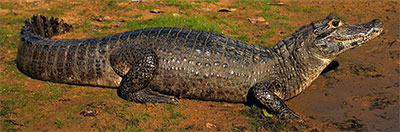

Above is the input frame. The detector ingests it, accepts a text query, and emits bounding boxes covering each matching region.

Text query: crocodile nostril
[372,19,381,23]
[370,19,383,27]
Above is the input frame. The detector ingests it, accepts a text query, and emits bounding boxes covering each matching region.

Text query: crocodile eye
[331,20,341,28]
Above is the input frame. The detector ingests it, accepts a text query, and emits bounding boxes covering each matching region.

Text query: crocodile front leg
[110,43,178,104]
[252,80,301,120]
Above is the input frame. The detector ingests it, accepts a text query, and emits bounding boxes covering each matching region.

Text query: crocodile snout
[367,19,383,30]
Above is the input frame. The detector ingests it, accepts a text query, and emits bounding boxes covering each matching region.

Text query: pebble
[248,16,269,26]
[103,16,112,21]
[150,9,163,13]
[33,0,40,5]
[218,8,236,12]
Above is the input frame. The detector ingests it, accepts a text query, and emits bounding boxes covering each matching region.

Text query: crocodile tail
[17,15,73,83]
[21,15,72,38]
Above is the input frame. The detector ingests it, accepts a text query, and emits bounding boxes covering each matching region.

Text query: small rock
[173,13,180,17]
[57,98,71,101]
[218,8,236,12]
[103,16,112,21]
[113,21,123,25]
[150,9,163,13]
[248,16,265,24]
[248,16,269,26]
[80,110,99,117]
[222,103,234,107]
[267,2,286,6]
[206,122,220,130]
[261,21,269,26]
[111,24,121,28]
[33,0,40,5]
[201,8,211,11]
[131,0,139,2]
[93,15,104,22]
[92,29,100,32]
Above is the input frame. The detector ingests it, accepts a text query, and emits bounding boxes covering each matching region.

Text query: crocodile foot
[118,88,179,104]
[252,80,303,121]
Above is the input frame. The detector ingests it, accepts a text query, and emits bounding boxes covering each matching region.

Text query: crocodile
[16,14,383,120]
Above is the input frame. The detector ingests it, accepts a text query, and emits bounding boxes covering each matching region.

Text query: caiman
[16,14,383,120]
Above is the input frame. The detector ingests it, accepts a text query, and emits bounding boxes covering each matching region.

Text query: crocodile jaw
[312,18,383,58]
[336,26,383,51]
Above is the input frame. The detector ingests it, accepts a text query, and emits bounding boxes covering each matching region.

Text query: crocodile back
[122,27,275,102]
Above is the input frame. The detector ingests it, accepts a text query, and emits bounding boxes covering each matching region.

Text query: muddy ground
[0,0,399,131]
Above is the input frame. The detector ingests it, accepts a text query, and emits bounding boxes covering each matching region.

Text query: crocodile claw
[278,110,303,122]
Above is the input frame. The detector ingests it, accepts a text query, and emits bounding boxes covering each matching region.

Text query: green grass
[386,0,399,6]
[54,118,65,128]
[204,0,220,3]
[0,82,25,95]
[0,16,25,51]
[355,13,365,18]
[238,105,304,131]
[28,82,68,101]
[165,0,200,9]
[0,29,8,51]
[0,104,11,116]
[0,82,28,125]
[0,2,14,10]
[276,21,288,26]
[74,19,99,35]
[235,0,274,10]
[137,3,156,10]
[1,120,18,131]
[153,104,184,131]
[260,12,287,20]
[104,0,126,10]
[125,113,151,131]
[165,104,182,119]
[237,35,253,42]
[286,5,321,12]
[36,5,66,16]
[124,14,222,34]
[255,31,278,47]
[133,14,143,19]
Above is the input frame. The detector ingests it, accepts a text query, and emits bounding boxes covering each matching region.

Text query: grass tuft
[124,113,151,131]
[165,0,200,9]
[124,14,221,33]
[239,105,305,131]
[286,5,321,12]
[0,2,14,10]
[54,118,65,128]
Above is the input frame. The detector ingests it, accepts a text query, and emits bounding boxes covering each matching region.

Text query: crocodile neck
[256,31,333,100]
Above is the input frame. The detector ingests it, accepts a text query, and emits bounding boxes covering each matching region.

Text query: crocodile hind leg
[252,80,301,120]
[110,43,178,104]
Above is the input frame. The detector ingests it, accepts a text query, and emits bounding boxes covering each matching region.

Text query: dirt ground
[0,0,399,131]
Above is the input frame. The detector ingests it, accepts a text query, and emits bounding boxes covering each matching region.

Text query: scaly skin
[16,14,383,120]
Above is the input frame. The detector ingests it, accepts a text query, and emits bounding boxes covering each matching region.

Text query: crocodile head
[308,14,383,59]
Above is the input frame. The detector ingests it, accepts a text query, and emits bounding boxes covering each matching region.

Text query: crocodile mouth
[334,27,383,48]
